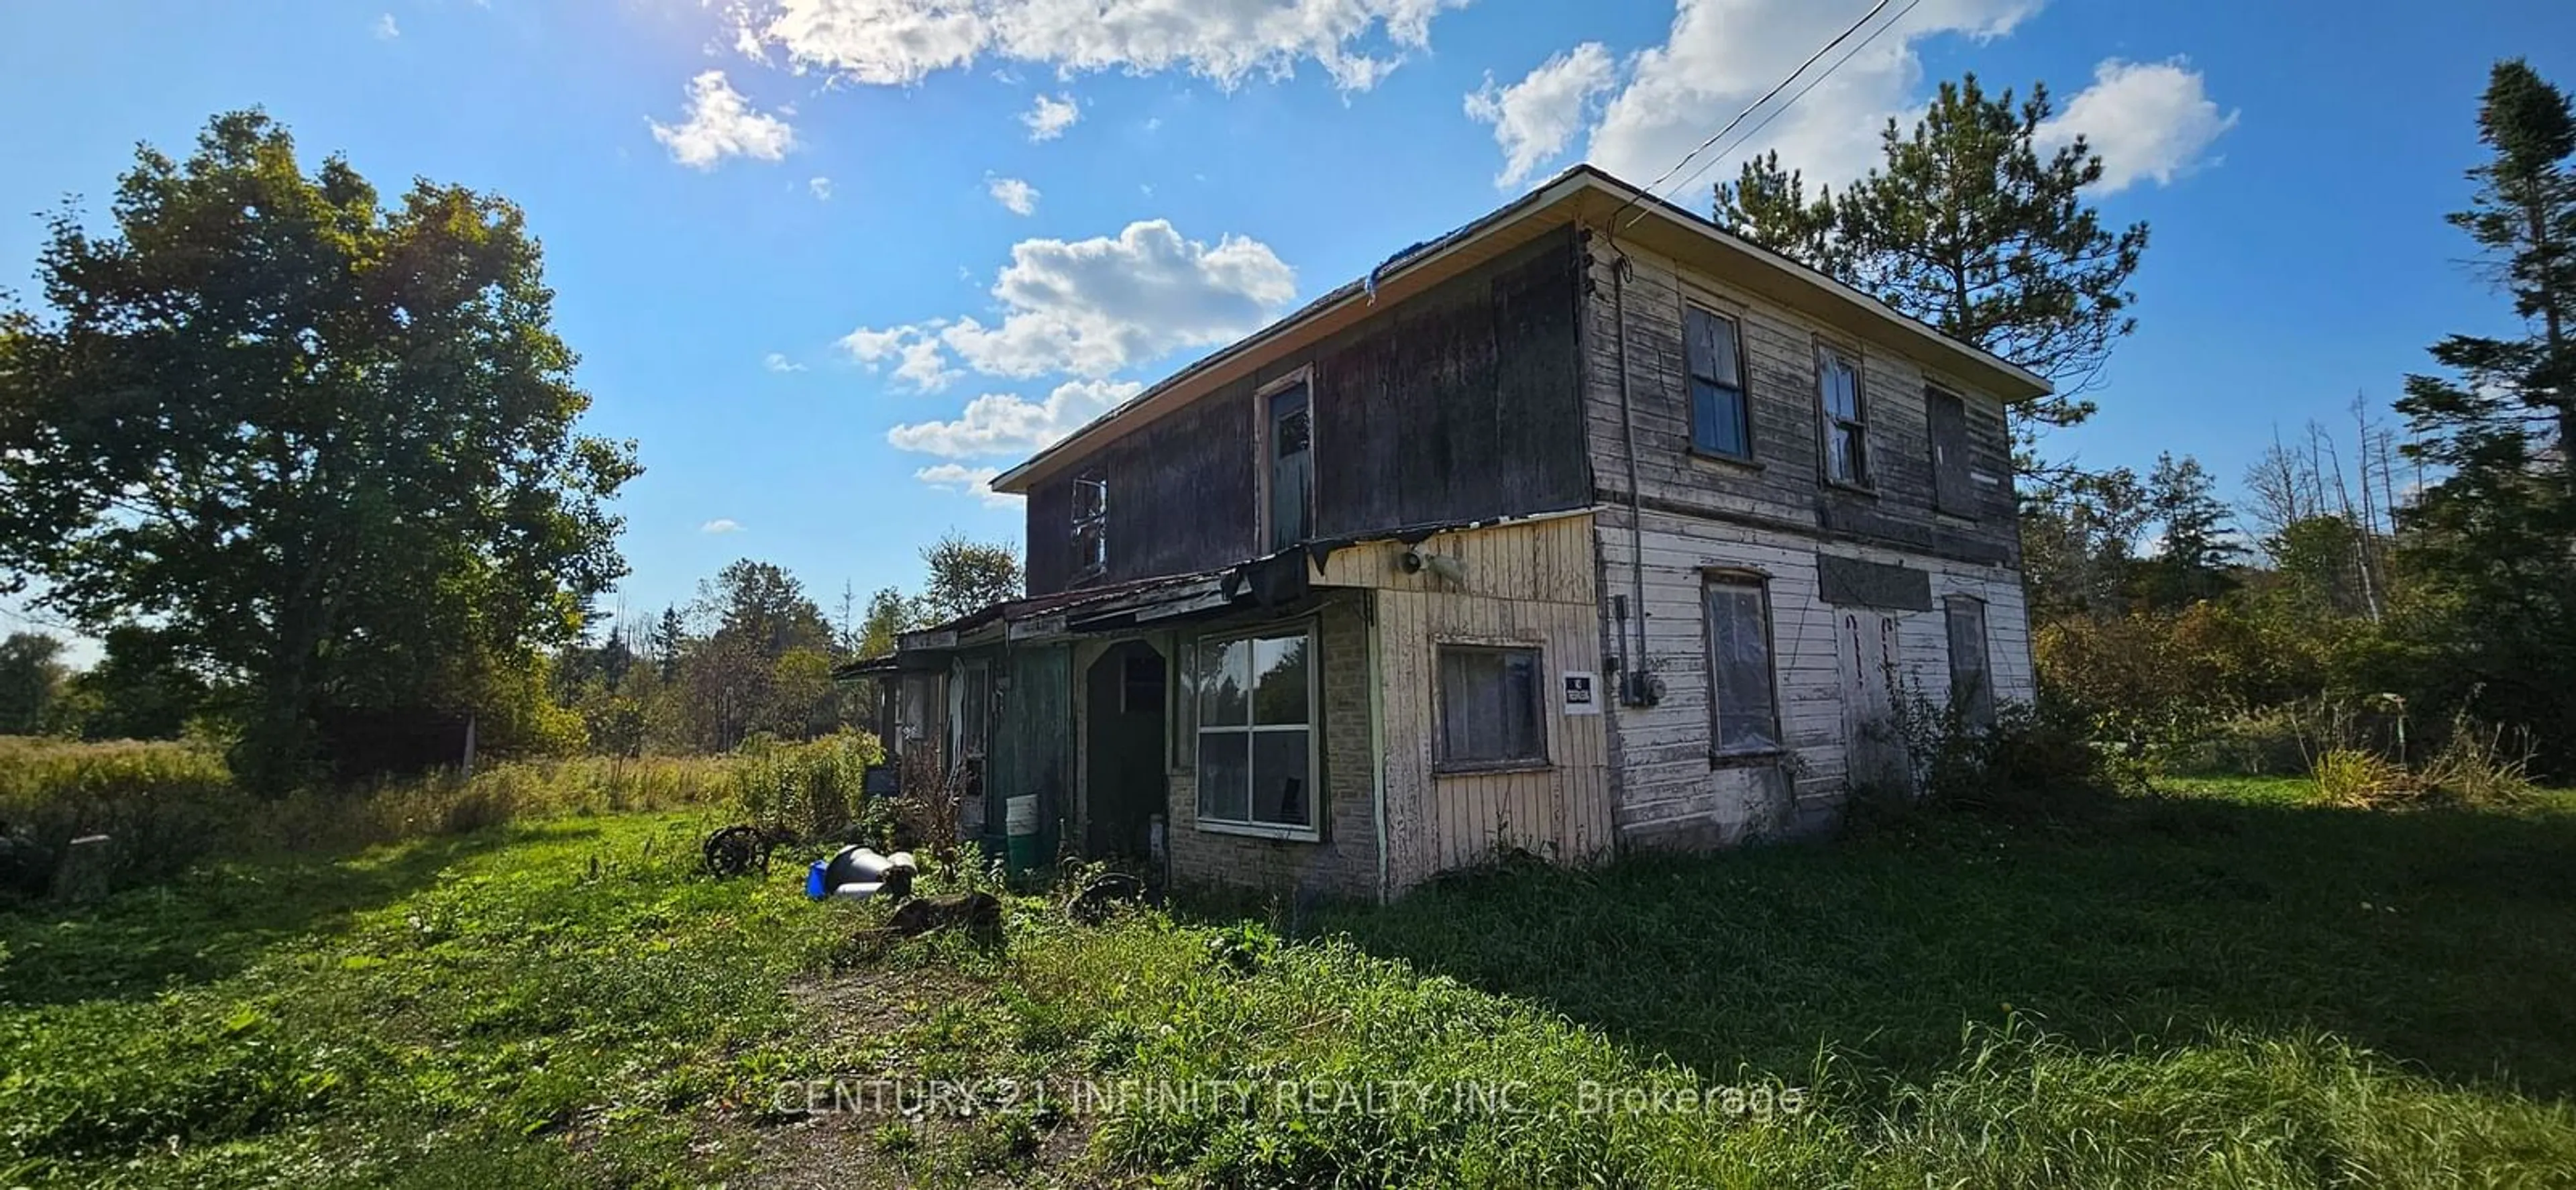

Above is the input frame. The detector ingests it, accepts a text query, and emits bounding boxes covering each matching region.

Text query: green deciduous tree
[0,111,639,788]
[914,534,1022,625]
[0,633,68,735]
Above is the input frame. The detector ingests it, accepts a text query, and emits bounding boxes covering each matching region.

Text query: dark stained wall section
[1025,227,1588,595]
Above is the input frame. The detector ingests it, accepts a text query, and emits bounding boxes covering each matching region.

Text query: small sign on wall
[1562,670,1601,715]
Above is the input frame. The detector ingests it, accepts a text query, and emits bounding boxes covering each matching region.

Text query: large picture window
[1193,626,1315,834]
[1686,306,1751,459]
[1705,575,1782,755]
[1436,645,1546,769]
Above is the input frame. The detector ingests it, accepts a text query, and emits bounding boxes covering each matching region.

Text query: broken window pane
[1268,383,1314,551]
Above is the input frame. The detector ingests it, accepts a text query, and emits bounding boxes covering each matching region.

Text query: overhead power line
[1611,0,1917,231]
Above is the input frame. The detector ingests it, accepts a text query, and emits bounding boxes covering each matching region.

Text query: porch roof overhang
[877,552,1316,665]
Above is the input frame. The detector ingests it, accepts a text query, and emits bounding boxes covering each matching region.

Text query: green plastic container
[1004,795,1040,874]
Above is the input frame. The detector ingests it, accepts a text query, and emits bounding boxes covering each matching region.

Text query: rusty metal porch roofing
[987,164,2054,496]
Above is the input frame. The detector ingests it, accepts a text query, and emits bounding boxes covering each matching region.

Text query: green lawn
[3,779,2573,1187]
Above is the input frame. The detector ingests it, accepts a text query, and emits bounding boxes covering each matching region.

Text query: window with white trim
[1436,645,1546,769]
[1193,626,1314,832]
[1817,344,1868,486]
[1705,575,1782,754]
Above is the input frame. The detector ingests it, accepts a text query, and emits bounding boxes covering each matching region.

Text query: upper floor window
[1926,387,1974,517]
[1817,344,1868,486]
[1685,306,1751,459]
[1265,379,1315,552]
[1071,476,1108,580]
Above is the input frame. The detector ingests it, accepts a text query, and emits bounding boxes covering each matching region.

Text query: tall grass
[0,735,879,900]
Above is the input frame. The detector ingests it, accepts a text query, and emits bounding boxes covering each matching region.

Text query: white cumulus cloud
[2038,58,2239,193]
[1465,42,1615,188]
[810,176,835,199]
[763,352,806,372]
[1022,92,1080,141]
[843,219,1295,386]
[649,70,796,170]
[840,323,963,392]
[701,518,745,534]
[734,0,1464,93]
[1580,0,2043,192]
[887,378,1145,459]
[374,13,400,40]
[1493,1,2233,205]
[914,464,1019,507]
[988,175,1040,215]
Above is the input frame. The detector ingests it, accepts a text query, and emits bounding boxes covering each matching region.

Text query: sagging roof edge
[857,506,1596,667]
[989,164,2053,496]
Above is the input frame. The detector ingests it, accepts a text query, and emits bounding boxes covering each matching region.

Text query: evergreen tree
[1713,151,1840,268]
[2138,453,2243,609]
[650,606,687,682]
[2393,59,2576,771]
[1834,75,2151,457]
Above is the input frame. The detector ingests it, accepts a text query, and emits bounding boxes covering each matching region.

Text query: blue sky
[3,0,2573,647]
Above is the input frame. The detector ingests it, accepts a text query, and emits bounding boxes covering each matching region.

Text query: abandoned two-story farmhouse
[865,165,2048,902]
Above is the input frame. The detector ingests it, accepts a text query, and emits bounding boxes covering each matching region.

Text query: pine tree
[650,606,687,682]
[2392,59,2576,773]
[1713,151,1840,268]
[2139,453,2243,609]
[1834,75,2150,457]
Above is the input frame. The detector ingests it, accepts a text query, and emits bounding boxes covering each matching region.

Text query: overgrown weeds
[0,735,886,900]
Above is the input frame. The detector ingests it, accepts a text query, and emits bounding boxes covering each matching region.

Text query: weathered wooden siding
[986,645,1072,855]
[1580,236,2021,567]
[1595,506,2033,847]
[1313,512,1615,891]
[1025,229,1591,595]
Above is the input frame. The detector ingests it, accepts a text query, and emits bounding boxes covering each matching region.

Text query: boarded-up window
[1436,645,1546,768]
[1817,345,1868,486]
[1927,389,1974,516]
[1195,627,1314,831]
[1685,306,1751,459]
[1266,382,1314,553]
[1071,476,1108,579]
[1945,596,1994,725]
[1705,576,1782,754]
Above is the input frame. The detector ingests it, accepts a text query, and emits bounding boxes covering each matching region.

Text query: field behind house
[3,761,2573,1187]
